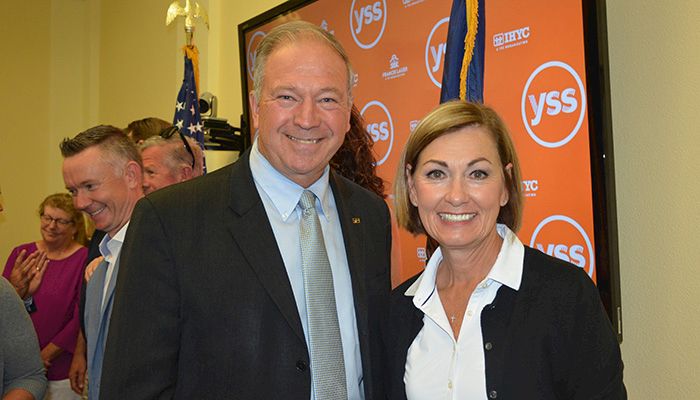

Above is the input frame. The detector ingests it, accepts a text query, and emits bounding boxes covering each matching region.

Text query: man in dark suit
[61,126,145,400]
[100,21,391,400]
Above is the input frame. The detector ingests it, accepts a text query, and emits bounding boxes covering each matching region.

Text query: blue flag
[440,0,485,103]
[173,47,206,172]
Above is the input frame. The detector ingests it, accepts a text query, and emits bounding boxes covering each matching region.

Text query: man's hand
[69,331,87,395]
[84,256,104,283]
[9,249,48,299]
[40,343,63,369]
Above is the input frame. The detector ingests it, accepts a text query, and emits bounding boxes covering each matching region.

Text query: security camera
[199,92,217,117]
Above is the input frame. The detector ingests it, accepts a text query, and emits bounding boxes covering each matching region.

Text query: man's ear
[249,91,260,131]
[179,165,194,182]
[124,161,142,189]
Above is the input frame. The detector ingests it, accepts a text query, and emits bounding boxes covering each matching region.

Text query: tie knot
[299,190,316,212]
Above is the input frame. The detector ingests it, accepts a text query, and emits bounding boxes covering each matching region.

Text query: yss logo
[246,31,266,81]
[424,16,449,88]
[360,100,394,166]
[528,88,578,126]
[520,61,587,148]
[529,215,596,279]
[353,1,383,34]
[367,121,389,142]
[535,243,586,267]
[350,0,387,49]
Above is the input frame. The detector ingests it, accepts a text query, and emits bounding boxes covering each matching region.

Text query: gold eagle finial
[166,0,209,31]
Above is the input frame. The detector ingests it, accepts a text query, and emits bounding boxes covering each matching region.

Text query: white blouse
[403,225,524,400]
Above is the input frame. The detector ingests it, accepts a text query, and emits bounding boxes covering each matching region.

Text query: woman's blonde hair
[39,193,89,246]
[394,100,523,235]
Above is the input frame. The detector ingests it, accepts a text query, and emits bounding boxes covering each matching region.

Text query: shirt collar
[405,224,524,302]
[99,221,130,260]
[249,138,332,221]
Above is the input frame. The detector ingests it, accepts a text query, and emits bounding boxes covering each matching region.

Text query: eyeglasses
[40,214,74,227]
[160,126,195,169]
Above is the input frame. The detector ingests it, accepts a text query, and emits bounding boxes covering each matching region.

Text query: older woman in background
[3,193,88,400]
[387,101,625,399]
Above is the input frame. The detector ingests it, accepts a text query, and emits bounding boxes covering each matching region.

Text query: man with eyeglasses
[139,126,204,195]
[60,125,144,400]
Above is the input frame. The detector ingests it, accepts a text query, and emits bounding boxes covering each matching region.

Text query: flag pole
[166,0,210,173]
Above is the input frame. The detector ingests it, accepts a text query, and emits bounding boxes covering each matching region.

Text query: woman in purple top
[3,193,88,400]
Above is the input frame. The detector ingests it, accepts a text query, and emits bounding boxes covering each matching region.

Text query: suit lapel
[101,254,120,315]
[330,173,370,340]
[224,151,305,343]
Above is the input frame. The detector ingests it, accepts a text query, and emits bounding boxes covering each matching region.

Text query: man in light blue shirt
[61,125,144,400]
[101,20,391,400]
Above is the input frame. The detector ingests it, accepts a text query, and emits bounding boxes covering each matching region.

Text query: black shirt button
[489,389,498,398]
[296,360,308,371]
[484,342,493,350]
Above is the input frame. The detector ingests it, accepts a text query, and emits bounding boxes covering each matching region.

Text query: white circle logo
[349,0,388,49]
[360,100,394,166]
[530,214,595,278]
[247,31,266,81]
[424,16,450,88]
[520,61,587,148]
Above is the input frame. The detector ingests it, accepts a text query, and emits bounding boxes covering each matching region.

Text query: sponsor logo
[382,54,409,81]
[530,215,595,278]
[522,179,539,197]
[320,19,335,35]
[417,247,427,263]
[246,31,266,81]
[402,0,426,7]
[349,0,387,49]
[424,17,449,88]
[521,61,587,149]
[409,119,420,132]
[390,54,399,69]
[493,26,530,51]
[360,100,394,166]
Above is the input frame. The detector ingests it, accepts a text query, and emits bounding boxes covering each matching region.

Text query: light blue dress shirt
[249,139,364,400]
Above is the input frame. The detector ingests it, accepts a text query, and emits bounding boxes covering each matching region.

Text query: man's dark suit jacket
[100,151,391,400]
[386,247,626,400]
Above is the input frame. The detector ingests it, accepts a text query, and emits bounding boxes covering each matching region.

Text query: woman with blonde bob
[387,101,625,399]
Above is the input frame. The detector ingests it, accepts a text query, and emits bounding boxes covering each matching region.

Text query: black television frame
[237,0,623,342]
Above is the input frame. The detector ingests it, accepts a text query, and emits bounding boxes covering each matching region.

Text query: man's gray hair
[251,20,354,105]
[140,135,203,176]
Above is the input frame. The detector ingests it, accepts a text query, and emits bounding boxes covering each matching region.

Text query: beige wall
[607,1,700,398]
[1,0,698,397]
[0,1,53,254]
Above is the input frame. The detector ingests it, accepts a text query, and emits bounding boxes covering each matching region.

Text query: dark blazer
[99,151,391,400]
[386,246,626,400]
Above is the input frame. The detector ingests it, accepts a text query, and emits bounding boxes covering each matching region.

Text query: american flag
[173,47,206,171]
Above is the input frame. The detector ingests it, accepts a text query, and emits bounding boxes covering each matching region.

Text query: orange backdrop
[243,0,596,287]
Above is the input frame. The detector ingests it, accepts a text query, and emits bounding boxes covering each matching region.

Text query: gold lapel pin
[352,217,361,224]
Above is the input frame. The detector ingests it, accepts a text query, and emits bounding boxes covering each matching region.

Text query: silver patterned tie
[298,190,348,400]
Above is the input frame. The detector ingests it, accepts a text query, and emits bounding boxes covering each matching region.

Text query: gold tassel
[183,45,200,97]
[460,0,479,100]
